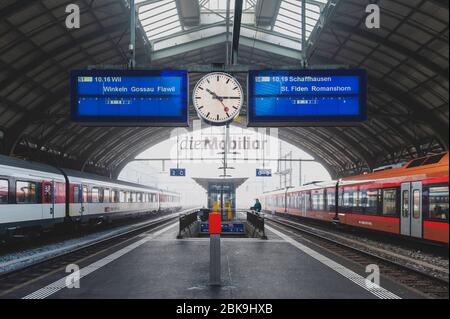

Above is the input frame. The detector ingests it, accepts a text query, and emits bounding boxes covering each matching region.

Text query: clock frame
[192,72,244,126]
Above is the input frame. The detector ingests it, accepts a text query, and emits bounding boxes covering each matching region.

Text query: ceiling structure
[0,0,448,179]
[192,177,249,191]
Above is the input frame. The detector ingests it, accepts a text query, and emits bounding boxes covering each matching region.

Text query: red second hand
[219,99,228,112]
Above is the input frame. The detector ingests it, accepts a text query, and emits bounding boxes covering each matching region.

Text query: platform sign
[247,69,367,127]
[70,69,188,126]
[200,223,245,233]
[256,169,272,177]
[170,168,186,176]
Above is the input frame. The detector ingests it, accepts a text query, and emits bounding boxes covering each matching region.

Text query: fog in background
[119,123,331,209]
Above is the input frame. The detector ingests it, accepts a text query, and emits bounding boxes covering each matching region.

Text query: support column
[129,0,136,68]
[209,234,221,285]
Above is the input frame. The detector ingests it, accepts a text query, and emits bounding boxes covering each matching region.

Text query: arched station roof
[0,0,448,179]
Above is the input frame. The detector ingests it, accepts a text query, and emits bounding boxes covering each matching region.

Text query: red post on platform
[208,212,222,234]
[209,212,221,286]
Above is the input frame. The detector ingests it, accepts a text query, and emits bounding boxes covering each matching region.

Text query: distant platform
[6,222,424,299]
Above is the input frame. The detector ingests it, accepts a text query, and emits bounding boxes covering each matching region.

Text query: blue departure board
[70,69,188,126]
[247,69,367,126]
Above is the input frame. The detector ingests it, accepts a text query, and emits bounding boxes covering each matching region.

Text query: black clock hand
[205,88,221,101]
[216,96,240,100]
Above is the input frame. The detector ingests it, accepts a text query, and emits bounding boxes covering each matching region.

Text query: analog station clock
[192,72,244,125]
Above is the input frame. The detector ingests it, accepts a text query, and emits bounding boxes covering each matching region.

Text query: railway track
[265,215,449,299]
[0,213,183,298]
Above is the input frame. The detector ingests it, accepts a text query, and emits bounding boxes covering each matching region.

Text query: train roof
[0,155,179,196]
[342,152,449,182]
[0,154,64,176]
[61,168,171,193]
[263,180,337,196]
[263,152,448,195]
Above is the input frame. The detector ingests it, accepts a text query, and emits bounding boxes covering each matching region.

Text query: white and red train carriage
[0,155,181,238]
[262,152,449,244]
[0,155,67,236]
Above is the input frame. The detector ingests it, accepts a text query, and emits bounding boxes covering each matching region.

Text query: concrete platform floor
[4,222,424,299]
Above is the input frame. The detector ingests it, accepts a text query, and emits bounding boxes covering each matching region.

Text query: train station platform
[6,222,424,299]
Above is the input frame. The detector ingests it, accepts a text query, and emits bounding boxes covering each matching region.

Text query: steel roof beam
[152,33,228,60]
[332,22,448,80]
[231,0,243,65]
[312,54,449,149]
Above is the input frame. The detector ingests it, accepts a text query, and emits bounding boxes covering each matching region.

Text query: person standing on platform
[251,199,262,213]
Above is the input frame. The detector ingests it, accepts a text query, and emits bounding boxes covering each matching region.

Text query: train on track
[262,152,449,244]
[0,155,181,239]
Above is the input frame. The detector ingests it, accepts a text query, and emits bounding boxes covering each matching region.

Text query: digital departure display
[70,69,188,126]
[247,69,367,126]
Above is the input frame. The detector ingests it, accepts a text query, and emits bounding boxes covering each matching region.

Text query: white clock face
[193,72,243,125]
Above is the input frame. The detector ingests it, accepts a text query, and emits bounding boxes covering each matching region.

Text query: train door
[81,185,89,216]
[42,180,54,219]
[301,193,307,217]
[72,184,82,217]
[401,182,423,238]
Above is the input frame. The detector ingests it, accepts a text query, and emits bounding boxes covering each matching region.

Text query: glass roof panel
[137,0,181,41]
[138,0,331,54]
[272,0,328,42]
[202,0,256,10]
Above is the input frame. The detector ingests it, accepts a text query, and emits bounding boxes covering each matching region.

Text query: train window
[359,190,367,207]
[16,181,37,204]
[131,193,136,203]
[119,191,125,203]
[55,182,65,203]
[402,191,409,217]
[83,186,88,203]
[138,193,143,203]
[0,179,9,204]
[98,189,104,203]
[305,193,311,210]
[312,193,324,210]
[104,189,110,203]
[73,186,80,203]
[111,190,117,203]
[327,192,335,211]
[91,188,99,203]
[367,190,379,211]
[428,187,448,221]
[343,191,354,207]
[359,189,379,215]
[413,190,421,219]
[382,189,397,216]
[43,182,52,203]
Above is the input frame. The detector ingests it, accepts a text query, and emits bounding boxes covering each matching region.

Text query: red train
[262,152,449,244]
